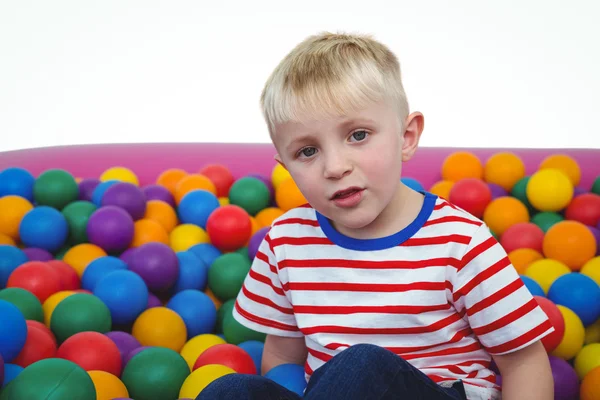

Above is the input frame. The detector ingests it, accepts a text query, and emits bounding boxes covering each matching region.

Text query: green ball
[235,246,250,260]
[216,298,235,333]
[0,358,96,400]
[511,176,536,214]
[208,253,251,301]
[34,169,79,210]
[0,288,43,322]
[531,211,564,233]
[61,201,97,244]
[121,346,190,400]
[54,245,70,260]
[229,177,271,216]
[49,293,111,343]
[592,175,600,195]
[223,306,266,345]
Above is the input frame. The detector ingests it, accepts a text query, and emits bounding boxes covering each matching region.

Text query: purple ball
[247,173,274,200]
[549,355,579,400]
[142,184,175,208]
[574,186,588,197]
[147,292,162,308]
[123,346,152,366]
[588,226,600,256]
[128,242,179,292]
[105,331,141,368]
[101,182,147,221]
[87,206,135,253]
[119,247,137,266]
[248,227,270,260]
[22,247,53,262]
[487,183,508,200]
[78,178,101,202]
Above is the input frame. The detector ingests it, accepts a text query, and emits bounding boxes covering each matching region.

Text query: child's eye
[350,130,369,142]
[298,147,317,158]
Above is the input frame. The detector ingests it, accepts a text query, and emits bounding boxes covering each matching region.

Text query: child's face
[272,100,423,236]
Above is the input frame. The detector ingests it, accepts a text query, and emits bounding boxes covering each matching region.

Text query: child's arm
[492,340,553,399]
[261,334,308,375]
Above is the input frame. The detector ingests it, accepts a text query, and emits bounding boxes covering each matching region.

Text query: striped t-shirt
[233,192,553,400]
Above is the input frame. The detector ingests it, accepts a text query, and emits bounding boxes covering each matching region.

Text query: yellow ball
[63,243,108,277]
[428,180,454,201]
[180,334,227,370]
[0,233,16,246]
[219,197,230,206]
[582,256,600,287]
[88,370,129,400]
[169,223,209,252]
[523,259,570,294]
[179,364,235,398]
[539,154,581,186]
[132,307,187,352]
[271,163,291,190]
[0,195,33,240]
[526,168,574,212]
[43,290,76,327]
[585,319,600,345]
[100,166,139,186]
[575,343,600,380]
[551,305,585,360]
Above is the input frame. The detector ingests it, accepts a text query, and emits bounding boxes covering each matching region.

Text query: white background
[1,0,599,152]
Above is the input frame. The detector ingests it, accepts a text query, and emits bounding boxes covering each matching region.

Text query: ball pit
[0,143,599,398]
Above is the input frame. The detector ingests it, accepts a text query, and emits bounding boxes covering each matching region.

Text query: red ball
[46,260,81,291]
[499,222,545,253]
[565,193,600,227]
[56,331,122,376]
[206,205,252,252]
[199,164,235,198]
[13,322,57,367]
[26,320,57,347]
[7,261,62,303]
[448,178,492,218]
[534,296,565,353]
[193,343,257,374]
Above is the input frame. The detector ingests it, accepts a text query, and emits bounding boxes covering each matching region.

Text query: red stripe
[307,347,333,363]
[466,277,523,317]
[255,251,278,275]
[473,297,538,336]
[283,281,447,293]
[485,319,554,354]
[279,257,461,270]
[424,216,482,227]
[234,302,299,332]
[273,217,320,227]
[434,201,458,211]
[402,234,472,246]
[428,359,492,371]
[453,256,511,302]
[241,285,294,315]
[458,236,496,272]
[403,342,483,361]
[247,269,285,296]
[293,303,451,315]
[271,236,333,247]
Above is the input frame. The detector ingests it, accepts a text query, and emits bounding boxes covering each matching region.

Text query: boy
[199,32,554,399]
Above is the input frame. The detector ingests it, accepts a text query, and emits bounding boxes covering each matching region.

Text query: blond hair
[260,31,409,136]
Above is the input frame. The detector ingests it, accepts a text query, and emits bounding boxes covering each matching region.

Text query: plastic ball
[526,168,574,212]
[255,207,284,228]
[199,164,235,198]
[33,169,79,210]
[441,151,483,182]
[56,331,121,376]
[229,177,271,216]
[175,174,217,204]
[275,178,308,211]
[448,178,491,218]
[128,242,179,292]
[428,180,454,200]
[0,287,43,322]
[101,182,146,221]
[91,180,119,206]
[63,243,108,278]
[0,245,28,288]
[0,167,35,201]
[78,178,100,202]
[222,307,266,345]
[271,163,292,190]
[26,320,56,346]
[179,333,227,370]
[0,234,15,246]
[166,290,216,339]
[88,370,130,400]
[483,152,525,191]
[401,177,424,192]
[581,366,600,400]
[208,253,251,301]
[82,256,128,292]
[94,270,149,326]
[156,168,187,194]
[87,206,135,253]
[22,247,53,262]
[574,343,600,380]
[264,363,307,396]
[0,358,95,400]
[179,364,235,399]
[146,292,161,308]
[533,296,565,353]
[586,319,600,345]
[170,223,209,252]
[0,299,27,362]
[487,183,508,200]
[549,355,580,400]
[121,346,190,400]
[100,166,139,186]
[143,199,178,232]
[543,220,597,271]
[178,189,220,228]
[247,173,275,200]
[548,272,600,326]
[7,261,62,303]
[248,227,269,261]
[193,342,256,374]
[1,363,23,389]
[483,196,530,236]
[18,206,68,252]
[0,195,33,240]
[511,176,536,213]
[499,222,544,253]
[508,248,543,274]
[130,219,170,247]
[539,153,581,186]
[132,307,187,352]
[43,291,76,327]
[206,205,252,252]
[142,184,175,208]
[582,256,600,286]
[520,275,545,297]
[565,193,600,227]
[47,260,80,291]
[551,305,585,360]
[61,201,97,245]
[531,211,563,233]
[50,293,112,343]
[238,340,264,374]
[171,251,209,293]
[188,243,222,268]
[593,176,600,196]
[524,258,570,294]
[589,226,600,256]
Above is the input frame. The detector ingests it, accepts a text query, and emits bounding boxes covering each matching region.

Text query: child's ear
[401,112,425,162]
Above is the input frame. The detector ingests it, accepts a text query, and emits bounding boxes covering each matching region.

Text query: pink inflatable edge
[0,143,598,190]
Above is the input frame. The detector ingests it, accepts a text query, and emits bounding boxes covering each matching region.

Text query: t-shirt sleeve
[232,232,304,337]
[450,223,554,355]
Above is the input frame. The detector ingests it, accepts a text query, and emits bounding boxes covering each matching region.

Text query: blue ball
[264,363,307,396]
[401,177,424,192]
[178,190,220,229]
[188,243,222,268]
[91,180,118,206]
[238,340,264,374]
[1,363,24,389]
[171,251,209,293]
[94,269,149,325]
[0,168,35,201]
[0,246,28,289]
[0,299,27,363]
[548,272,600,326]
[82,256,128,292]
[18,206,68,252]
[520,275,545,297]
[166,289,217,338]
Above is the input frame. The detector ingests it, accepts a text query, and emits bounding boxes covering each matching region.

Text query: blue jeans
[196,344,468,400]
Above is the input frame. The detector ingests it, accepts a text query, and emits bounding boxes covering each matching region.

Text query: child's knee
[195,373,249,399]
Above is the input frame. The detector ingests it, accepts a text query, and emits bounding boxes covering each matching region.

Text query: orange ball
[143,200,178,233]
[539,154,581,186]
[0,233,16,246]
[275,178,308,211]
[0,195,34,240]
[484,152,526,191]
[441,152,483,182]
[174,174,217,204]
[483,196,530,236]
[508,248,544,274]
[429,180,454,200]
[130,219,170,247]
[205,287,223,310]
[255,207,285,228]
[156,168,187,195]
[543,220,596,271]
[63,244,108,277]
[581,365,600,400]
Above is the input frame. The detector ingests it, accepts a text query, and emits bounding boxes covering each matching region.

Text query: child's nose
[323,151,352,179]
